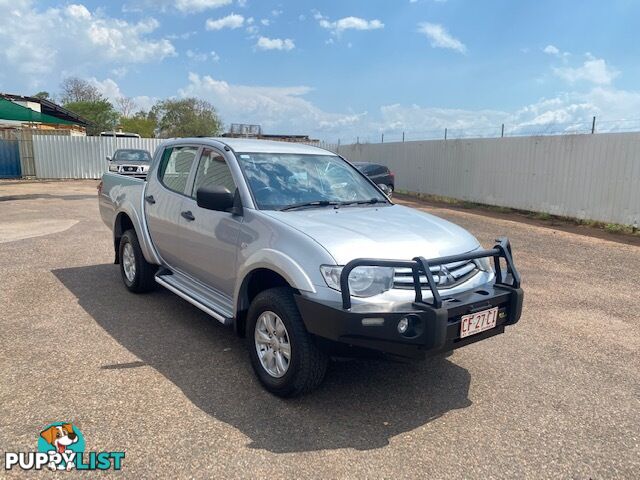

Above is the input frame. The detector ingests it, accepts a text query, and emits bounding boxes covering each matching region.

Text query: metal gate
[0,137,21,178]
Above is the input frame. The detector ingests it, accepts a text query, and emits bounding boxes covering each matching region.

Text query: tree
[33,91,51,101]
[59,77,102,104]
[63,100,120,136]
[120,111,157,138]
[116,96,137,118]
[152,98,222,138]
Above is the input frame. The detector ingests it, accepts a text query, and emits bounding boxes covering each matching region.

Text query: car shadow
[53,264,472,453]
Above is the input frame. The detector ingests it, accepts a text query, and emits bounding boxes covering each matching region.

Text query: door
[176,147,242,296]
[0,137,21,178]
[145,145,200,268]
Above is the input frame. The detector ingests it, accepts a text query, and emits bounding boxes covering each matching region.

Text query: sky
[1,0,639,142]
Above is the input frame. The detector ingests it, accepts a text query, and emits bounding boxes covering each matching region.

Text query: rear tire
[247,287,328,397]
[119,229,157,293]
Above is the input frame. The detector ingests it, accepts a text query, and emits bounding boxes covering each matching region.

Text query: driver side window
[191,148,237,198]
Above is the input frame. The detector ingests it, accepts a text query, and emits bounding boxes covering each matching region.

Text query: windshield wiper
[279,200,341,211]
[339,198,386,206]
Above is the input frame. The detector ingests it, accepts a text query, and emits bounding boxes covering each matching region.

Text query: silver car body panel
[99,174,162,265]
[261,204,480,264]
[99,137,494,323]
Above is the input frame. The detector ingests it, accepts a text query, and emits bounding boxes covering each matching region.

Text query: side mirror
[106,156,112,162]
[377,183,392,198]
[196,185,240,214]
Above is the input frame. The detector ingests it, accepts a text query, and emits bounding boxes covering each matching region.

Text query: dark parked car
[353,162,395,196]
[107,149,152,179]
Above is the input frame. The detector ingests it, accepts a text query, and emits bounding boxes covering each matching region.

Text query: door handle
[181,210,195,221]
[145,195,156,204]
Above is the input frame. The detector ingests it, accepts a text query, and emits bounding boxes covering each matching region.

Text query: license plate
[460,307,498,339]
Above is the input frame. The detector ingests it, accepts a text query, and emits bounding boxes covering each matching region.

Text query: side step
[155,269,234,326]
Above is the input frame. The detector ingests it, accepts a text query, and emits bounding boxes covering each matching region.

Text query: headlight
[108,164,119,172]
[320,265,395,297]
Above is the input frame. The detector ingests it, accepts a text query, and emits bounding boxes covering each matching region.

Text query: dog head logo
[39,424,80,455]
[5,422,124,471]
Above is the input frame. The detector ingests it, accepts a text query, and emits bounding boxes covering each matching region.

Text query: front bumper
[295,237,524,360]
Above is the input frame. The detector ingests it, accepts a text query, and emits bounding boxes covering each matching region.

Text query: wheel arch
[111,204,160,266]
[113,211,135,263]
[234,252,316,337]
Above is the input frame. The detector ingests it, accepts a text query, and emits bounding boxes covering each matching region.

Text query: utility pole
[444,128,448,140]
[501,124,505,138]
[591,116,596,134]
[381,133,384,143]
[402,131,405,142]
[356,136,359,144]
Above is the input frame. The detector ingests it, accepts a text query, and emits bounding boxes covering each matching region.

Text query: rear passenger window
[191,148,237,198]
[158,146,198,195]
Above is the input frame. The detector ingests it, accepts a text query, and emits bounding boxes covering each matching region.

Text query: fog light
[397,317,410,334]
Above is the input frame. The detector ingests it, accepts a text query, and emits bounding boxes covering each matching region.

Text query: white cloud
[205,13,244,30]
[111,66,128,78]
[377,103,507,136]
[186,49,207,61]
[178,72,366,135]
[315,12,384,36]
[175,0,232,12]
[0,1,175,86]
[553,55,619,85]
[373,82,640,139]
[88,77,156,112]
[67,4,91,19]
[418,22,466,53]
[186,49,220,62]
[256,37,295,51]
[167,31,197,40]
[543,44,560,56]
[543,44,570,61]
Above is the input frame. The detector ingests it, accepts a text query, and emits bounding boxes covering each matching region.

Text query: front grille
[393,259,479,290]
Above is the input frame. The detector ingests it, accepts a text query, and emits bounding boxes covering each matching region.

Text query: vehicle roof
[162,137,337,156]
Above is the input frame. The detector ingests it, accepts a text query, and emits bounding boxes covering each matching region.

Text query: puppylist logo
[4,422,125,471]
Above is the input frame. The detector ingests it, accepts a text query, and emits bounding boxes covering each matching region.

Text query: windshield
[236,153,388,211]
[113,150,151,162]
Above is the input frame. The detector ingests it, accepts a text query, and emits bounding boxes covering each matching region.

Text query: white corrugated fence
[336,132,640,226]
[33,136,165,179]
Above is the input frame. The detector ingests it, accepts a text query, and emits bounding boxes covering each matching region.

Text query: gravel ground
[1,179,638,479]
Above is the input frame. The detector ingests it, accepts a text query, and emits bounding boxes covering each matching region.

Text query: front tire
[247,288,328,397]
[119,229,157,293]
